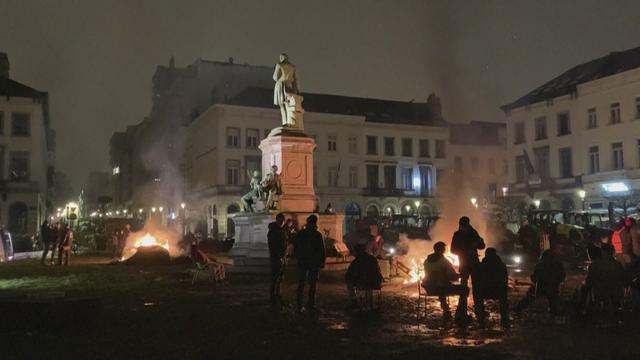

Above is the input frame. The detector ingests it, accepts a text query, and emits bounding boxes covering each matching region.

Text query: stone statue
[273,53,304,130]
[261,165,282,210]
[241,170,263,212]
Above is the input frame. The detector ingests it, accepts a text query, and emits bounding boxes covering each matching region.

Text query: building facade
[0,53,54,250]
[109,57,272,212]
[502,46,640,214]
[448,121,509,206]
[184,88,449,237]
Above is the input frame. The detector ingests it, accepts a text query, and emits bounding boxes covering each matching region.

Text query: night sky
[1,0,639,189]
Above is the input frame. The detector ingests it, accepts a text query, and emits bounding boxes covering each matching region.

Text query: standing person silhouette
[451,216,486,324]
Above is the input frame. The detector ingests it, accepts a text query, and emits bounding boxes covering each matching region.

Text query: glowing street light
[151,207,157,213]
[533,199,541,208]
[470,197,478,208]
[578,190,586,210]
[404,205,411,213]
[159,206,164,212]
[123,209,128,214]
[138,208,143,213]
[180,203,186,210]
[502,186,508,197]
[414,200,421,208]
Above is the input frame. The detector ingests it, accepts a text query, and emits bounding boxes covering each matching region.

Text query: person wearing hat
[450,216,485,323]
[294,215,326,312]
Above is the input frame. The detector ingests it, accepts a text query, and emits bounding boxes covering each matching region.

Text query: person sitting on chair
[346,244,383,308]
[515,249,565,318]
[422,241,469,321]
[477,247,510,328]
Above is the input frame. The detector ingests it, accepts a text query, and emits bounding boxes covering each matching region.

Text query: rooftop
[0,77,45,99]
[501,45,640,111]
[226,87,447,126]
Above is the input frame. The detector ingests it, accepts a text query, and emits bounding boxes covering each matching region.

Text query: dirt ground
[0,255,639,360]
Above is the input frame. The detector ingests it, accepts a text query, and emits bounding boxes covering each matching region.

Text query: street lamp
[151,207,157,213]
[501,186,508,197]
[578,190,586,210]
[180,202,186,210]
[159,206,164,212]
[404,205,411,213]
[138,208,143,213]
[470,197,478,208]
[533,199,541,209]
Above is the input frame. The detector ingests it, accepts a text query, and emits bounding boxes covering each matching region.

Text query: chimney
[0,52,9,78]
[427,92,442,119]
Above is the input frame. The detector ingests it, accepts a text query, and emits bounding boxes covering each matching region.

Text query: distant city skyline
[1,0,639,188]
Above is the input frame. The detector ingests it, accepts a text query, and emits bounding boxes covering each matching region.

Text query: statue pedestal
[260,131,316,213]
[227,212,273,258]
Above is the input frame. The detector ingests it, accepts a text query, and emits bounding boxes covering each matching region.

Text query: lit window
[401,168,413,189]
[112,166,120,175]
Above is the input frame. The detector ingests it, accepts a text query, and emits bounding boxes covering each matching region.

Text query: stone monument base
[227,212,273,258]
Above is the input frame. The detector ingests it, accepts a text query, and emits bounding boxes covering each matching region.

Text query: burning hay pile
[120,220,182,265]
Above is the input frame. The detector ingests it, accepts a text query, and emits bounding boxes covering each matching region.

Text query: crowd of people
[39,220,74,266]
[423,216,640,328]
[264,212,640,327]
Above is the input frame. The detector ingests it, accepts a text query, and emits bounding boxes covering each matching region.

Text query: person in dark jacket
[584,244,625,304]
[515,249,565,317]
[450,216,485,322]
[477,247,509,328]
[40,220,53,265]
[422,241,469,321]
[50,222,64,264]
[294,215,326,312]
[268,213,288,305]
[346,244,383,306]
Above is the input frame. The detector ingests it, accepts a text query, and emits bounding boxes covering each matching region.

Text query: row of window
[225,127,269,148]
[514,140,640,182]
[223,158,435,195]
[365,136,446,158]
[0,111,31,137]
[515,98,640,144]
[0,148,30,182]
[223,127,447,159]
